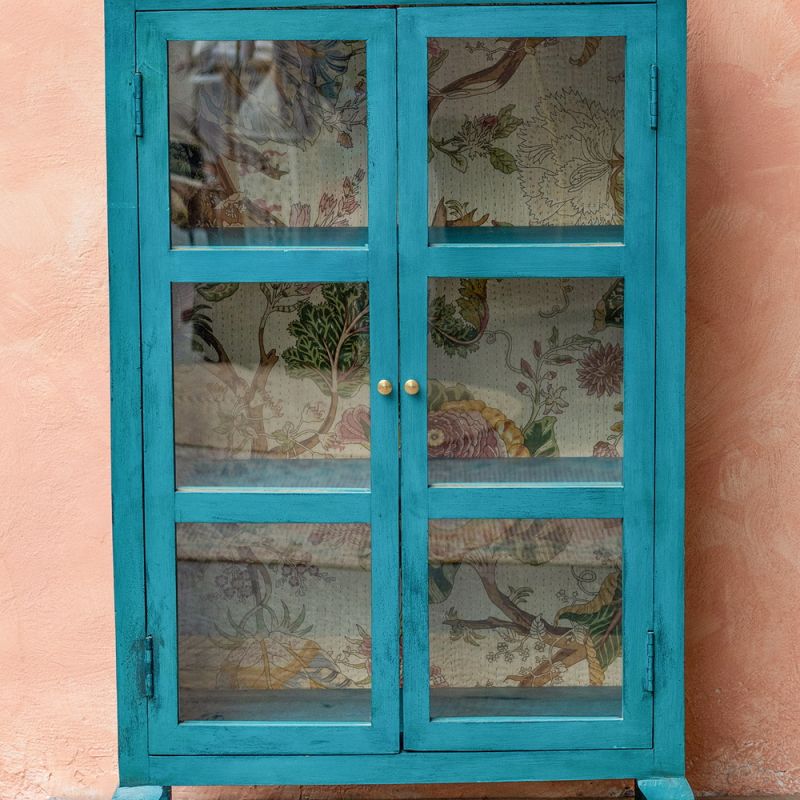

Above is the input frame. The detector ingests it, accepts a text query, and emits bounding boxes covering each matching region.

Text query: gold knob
[377,379,393,396]
[404,379,420,396]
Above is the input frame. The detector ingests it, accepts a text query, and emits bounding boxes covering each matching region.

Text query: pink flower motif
[335,405,370,446]
[593,440,619,458]
[289,202,311,227]
[339,194,359,215]
[254,198,279,213]
[323,435,345,453]
[430,664,449,688]
[478,114,499,130]
[576,343,623,397]
[427,409,501,459]
[428,38,443,59]
[318,193,337,217]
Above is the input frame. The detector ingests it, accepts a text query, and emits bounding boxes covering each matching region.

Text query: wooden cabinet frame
[105,0,688,796]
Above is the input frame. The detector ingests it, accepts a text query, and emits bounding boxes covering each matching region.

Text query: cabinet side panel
[105,0,150,783]
[653,0,687,776]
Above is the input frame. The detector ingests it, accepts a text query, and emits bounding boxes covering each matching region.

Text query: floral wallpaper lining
[428,36,625,229]
[168,34,629,717]
[428,278,624,471]
[172,277,626,713]
[177,517,622,721]
[168,39,368,244]
[172,281,372,488]
[429,517,622,692]
[178,522,372,721]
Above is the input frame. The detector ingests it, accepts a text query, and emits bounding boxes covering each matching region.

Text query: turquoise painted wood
[147,748,660,785]
[135,7,400,757]
[398,1,656,753]
[636,777,695,800]
[652,0,689,778]
[135,0,653,7]
[106,0,150,786]
[112,788,170,800]
[106,0,689,793]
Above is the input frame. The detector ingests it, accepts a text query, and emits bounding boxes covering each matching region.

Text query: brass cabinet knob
[377,379,393,396]
[404,379,420,396]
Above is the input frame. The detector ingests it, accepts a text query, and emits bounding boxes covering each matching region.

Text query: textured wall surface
[684,0,800,793]
[1,0,799,798]
[0,1,118,798]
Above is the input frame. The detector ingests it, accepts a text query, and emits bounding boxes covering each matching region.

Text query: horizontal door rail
[175,490,371,524]
[428,485,624,519]
[424,245,625,279]
[408,714,648,752]
[154,247,370,284]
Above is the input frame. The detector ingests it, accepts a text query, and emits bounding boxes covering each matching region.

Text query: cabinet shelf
[428,226,624,247]
[172,226,369,249]
[180,688,372,723]
[430,686,622,719]
[176,450,372,490]
[177,453,621,491]
[178,687,622,723]
[429,457,622,486]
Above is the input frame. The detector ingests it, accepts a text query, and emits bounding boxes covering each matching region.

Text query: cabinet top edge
[127,0,664,11]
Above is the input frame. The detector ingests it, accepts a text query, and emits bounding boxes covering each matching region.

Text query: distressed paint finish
[2,3,800,800]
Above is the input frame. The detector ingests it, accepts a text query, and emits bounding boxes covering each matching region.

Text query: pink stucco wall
[1,1,799,798]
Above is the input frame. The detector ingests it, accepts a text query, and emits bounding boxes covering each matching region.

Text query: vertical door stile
[619,6,658,738]
[366,6,401,749]
[398,7,433,747]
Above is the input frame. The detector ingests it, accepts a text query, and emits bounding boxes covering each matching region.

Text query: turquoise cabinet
[106,0,689,797]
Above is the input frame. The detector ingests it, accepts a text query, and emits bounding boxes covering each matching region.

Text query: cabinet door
[398,4,656,751]
[136,9,399,755]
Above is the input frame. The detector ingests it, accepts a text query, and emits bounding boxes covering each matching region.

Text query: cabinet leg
[113,787,171,800]
[635,777,694,800]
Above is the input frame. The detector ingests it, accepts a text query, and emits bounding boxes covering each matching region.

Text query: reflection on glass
[427,37,625,243]
[178,522,371,722]
[168,40,368,246]
[428,518,622,718]
[173,282,371,488]
[428,277,623,484]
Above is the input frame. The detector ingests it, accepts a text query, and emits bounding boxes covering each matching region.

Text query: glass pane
[428,518,622,718]
[178,522,372,722]
[428,277,623,484]
[427,37,625,244]
[173,282,371,488]
[168,40,368,246]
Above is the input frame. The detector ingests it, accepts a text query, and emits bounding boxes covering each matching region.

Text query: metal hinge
[143,634,154,698]
[649,65,659,130]
[133,72,143,137]
[645,630,655,693]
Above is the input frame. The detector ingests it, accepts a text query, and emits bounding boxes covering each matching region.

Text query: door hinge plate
[133,72,143,137]
[645,630,655,693]
[649,65,658,130]
[143,634,154,698]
